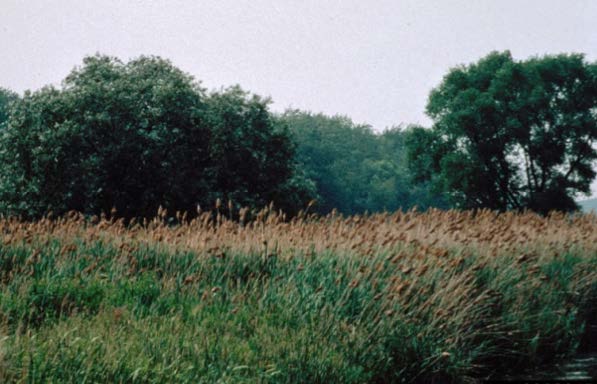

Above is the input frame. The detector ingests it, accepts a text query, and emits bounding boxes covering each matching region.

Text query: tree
[0,55,311,219]
[281,110,376,214]
[0,87,18,128]
[406,51,597,214]
[205,87,315,215]
[280,110,445,214]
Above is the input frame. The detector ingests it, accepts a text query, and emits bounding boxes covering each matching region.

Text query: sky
[1,0,597,196]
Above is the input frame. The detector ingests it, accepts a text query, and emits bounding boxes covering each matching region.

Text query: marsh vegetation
[0,207,595,382]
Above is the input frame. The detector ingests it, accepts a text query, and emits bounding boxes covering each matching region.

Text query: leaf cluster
[280,110,447,215]
[0,55,313,219]
[406,51,597,213]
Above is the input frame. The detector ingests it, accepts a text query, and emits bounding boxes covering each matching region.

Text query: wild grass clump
[0,208,595,383]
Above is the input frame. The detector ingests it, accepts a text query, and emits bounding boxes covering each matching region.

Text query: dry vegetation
[0,207,596,383]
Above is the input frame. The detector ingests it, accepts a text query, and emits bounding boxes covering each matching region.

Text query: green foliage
[1,276,105,328]
[206,88,315,215]
[0,56,311,219]
[0,232,594,383]
[280,110,447,214]
[0,87,18,128]
[406,51,597,213]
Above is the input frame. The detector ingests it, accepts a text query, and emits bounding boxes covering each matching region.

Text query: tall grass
[0,208,595,383]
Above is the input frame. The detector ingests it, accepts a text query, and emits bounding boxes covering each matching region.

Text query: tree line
[0,51,595,219]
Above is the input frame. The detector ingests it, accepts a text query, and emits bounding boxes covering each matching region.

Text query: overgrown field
[0,208,595,383]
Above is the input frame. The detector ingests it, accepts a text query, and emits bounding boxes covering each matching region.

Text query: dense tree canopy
[205,88,315,215]
[406,51,597,214]
[0,88,18,128]
[281,110,446,214]
[1,51,594,219]
[0,55,311,219]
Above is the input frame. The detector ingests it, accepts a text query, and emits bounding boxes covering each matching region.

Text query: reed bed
[0,207,595,383]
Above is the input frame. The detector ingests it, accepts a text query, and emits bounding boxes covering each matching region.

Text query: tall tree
[406,51,597,213]
[205,87,315,215]
[281,110,445,214]
[0,55,311,219]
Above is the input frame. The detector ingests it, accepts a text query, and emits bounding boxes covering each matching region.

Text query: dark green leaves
[0,55,311,219]
[408,51,597,214]
[281,111,446,214]
[0,87,18,128]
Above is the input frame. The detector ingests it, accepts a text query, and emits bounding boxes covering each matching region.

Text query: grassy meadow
[0,207,595,383]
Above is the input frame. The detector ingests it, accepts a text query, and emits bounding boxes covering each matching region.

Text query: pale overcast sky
[1,0,597,195]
